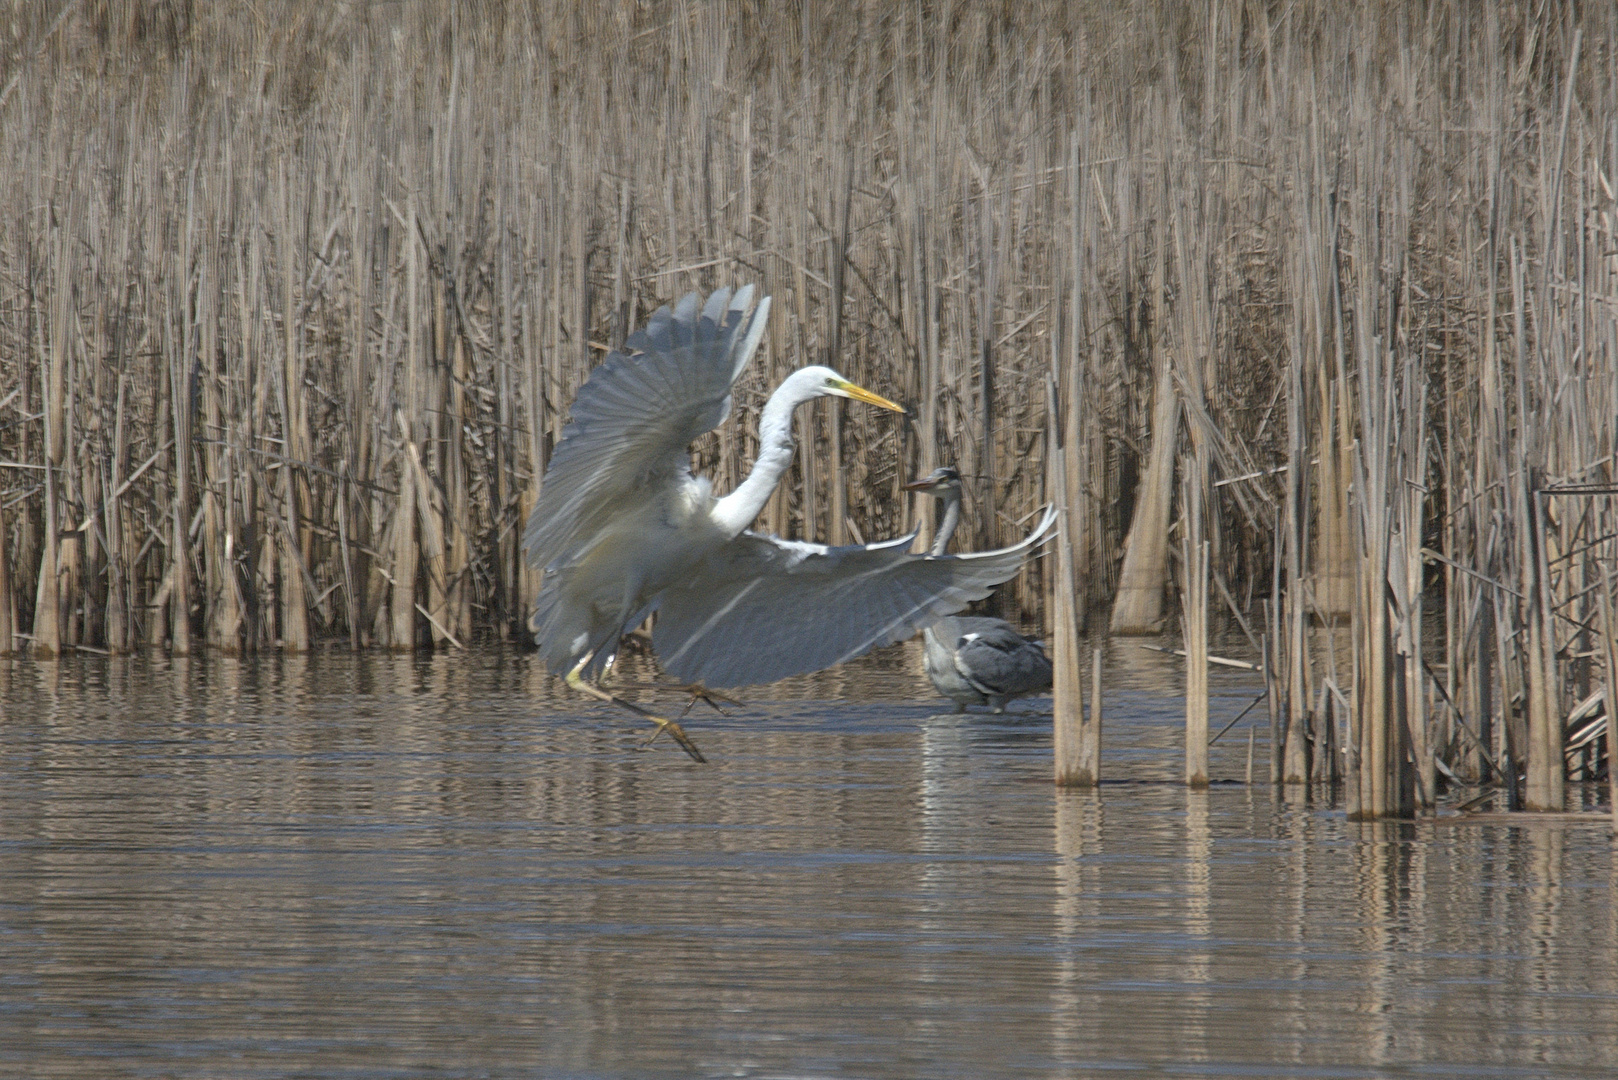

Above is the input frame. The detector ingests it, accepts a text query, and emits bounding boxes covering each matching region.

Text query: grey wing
[652,507,1058,688]
[522,287,771,572]
[953,624,1053,697]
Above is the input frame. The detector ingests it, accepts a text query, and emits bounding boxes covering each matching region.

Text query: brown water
[1,642,1615,1079]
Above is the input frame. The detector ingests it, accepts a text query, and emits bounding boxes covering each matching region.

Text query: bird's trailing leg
[566,655,708,763]
[673,683,744,718]
[598,666,744,717]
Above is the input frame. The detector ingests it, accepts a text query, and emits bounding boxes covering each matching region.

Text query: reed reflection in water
[0,644,1614,1078]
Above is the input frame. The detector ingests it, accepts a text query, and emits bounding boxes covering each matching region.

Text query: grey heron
[524,287,1056,760]
[904,466,1054,713]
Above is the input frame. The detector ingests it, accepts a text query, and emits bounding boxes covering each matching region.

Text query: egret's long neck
[929,492,962,556]
[710,378,812,536]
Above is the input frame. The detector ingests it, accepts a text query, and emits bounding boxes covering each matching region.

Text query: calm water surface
[1,641,1614,1079]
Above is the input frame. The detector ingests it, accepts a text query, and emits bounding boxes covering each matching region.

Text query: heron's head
[903,465,963,498]
[797,366,907,414]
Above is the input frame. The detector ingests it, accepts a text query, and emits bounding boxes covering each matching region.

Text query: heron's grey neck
[929,492,961,556]
[709,372,816,536]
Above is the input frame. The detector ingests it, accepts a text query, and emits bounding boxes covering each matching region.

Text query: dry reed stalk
[424,277,449,648]
[390,189,422,652]
[1060,130,1092,627]
[1393,349,1431,809]
[1343,140,1411,819]
[31,207,71,659]
[1279,326,1310,785]
[1598,553,1618,827]
[1181,478,1210,789]
[274,161,306,653]
[1049,367,1092,787]
[1108,224,1175,635]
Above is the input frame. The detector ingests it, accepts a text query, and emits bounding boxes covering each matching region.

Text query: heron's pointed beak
[831,378,906,414]
[902,477,938,492]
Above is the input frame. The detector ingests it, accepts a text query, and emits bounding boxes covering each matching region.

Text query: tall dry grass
[2,1,1616,813]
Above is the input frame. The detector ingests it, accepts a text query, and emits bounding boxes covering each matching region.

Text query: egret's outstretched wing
[652,508,1059,688]
[523,287,771,572]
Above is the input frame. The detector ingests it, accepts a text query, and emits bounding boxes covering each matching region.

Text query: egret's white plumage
[524,286,1053,759]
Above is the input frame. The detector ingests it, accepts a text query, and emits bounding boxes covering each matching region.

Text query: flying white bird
[525,287,1053,760]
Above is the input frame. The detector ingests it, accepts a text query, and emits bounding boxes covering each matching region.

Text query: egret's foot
[566,657,708,763]
[639,714,707,762]
[595,674,742,717]
[673,683,744,717]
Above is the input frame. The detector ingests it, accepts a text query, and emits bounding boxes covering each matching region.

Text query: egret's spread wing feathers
[522,287,770,572]
[653,508,1058,688]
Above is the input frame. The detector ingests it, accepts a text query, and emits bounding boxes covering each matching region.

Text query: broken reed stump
[1049,370,1095,788]
[1187,540,1211,788]
[1050,586,1093,786]
[1090,646,1103,776]
[1051,635,1102,788]
[1182,531,1210,789]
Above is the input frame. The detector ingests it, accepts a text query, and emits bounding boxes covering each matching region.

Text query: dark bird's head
[903,466,963,499]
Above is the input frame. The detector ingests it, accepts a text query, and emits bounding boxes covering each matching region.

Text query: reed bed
[2,1,1616,814]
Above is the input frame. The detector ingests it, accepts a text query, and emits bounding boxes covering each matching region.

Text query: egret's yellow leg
[596,661,741,718]
[673,683,744,717]
[565,655,707,763]
[600,676,743,717]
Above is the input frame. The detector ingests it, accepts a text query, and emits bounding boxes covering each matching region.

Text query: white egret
[524,286,1054,760]
[905,466,1054,713]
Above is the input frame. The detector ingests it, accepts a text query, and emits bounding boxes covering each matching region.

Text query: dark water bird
[904,466,1055,714]
[524,287,1055,760]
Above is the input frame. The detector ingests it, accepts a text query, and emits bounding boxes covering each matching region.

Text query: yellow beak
[831,378,907,414]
